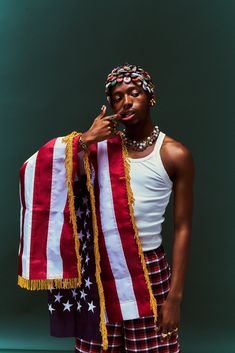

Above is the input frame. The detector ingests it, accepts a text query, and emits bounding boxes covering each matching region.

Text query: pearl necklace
[121,125,160,151]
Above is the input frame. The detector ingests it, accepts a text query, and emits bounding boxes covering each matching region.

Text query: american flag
[47,176,102,342]
[18,133,156,345]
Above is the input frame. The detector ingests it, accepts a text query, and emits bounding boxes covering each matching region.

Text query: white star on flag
[82,196,88,206]
[86,231,91,240]
[85,254,90,265]
[71,289,78,298]
[80,289,87,300]
[54,292,63,303]
[63,300,73,312]
[82,266,85,275]
[77,301,82,311]
[76,208,84,218]
[84,220,87,227]
[78,231,85,241]
[85,277,93,289]
[86,208,91,216]
[87,301,96,313]
[82,242,87,251]
[48,304,55,314]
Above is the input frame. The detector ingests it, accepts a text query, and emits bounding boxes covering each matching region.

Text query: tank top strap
[154,131,165,154]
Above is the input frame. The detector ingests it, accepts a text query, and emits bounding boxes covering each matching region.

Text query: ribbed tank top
[128,131,173,251]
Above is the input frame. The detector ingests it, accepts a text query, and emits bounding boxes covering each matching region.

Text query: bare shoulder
[160,134,195,180]
[162,134,193,161]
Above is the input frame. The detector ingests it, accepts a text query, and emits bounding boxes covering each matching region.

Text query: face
[110,82,151,126]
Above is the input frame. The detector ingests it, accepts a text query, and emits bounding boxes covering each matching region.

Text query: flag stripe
[22,152,38,279]
[97,140,139,320]
[46,138,67,278]
[107,136,152,318]
[90,145,123,322]
[29,140,55,279]
[18,162,27,276]
[60,212,79,278]
[60,136,81,279]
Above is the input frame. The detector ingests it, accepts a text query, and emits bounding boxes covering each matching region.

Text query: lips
[120,109,136,120]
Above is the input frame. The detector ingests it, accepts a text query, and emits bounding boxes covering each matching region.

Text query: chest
[127,144,174,183]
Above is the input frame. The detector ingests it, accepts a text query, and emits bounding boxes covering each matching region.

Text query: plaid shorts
[75,245,181,353]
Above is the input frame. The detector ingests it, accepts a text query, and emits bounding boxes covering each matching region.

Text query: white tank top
[128,131,173,251]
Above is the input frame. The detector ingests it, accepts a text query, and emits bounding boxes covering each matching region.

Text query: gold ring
[172,328,178,333]
[161,333,169,339]
[161,328,178,339]
[112,122,118,134]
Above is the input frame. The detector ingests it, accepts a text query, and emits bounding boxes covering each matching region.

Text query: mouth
[120,109,136,121]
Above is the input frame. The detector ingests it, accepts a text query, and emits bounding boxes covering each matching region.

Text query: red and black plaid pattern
[75,245,181,353]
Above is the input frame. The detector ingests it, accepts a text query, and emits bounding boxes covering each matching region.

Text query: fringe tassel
[18,275,81,291]
[120,136,158,323]
[63,131,82,286]
[83,153,108,351]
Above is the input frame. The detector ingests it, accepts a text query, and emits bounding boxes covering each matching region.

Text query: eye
[112,95,121,103]
[131,90,140,97]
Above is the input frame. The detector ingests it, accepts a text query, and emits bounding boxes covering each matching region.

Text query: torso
[126,131,174,251]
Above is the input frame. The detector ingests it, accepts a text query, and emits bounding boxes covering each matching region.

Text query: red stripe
[18,162,27,277]
[107,135,152,317]
[29,139,56,279]
[60,134,82,279]
[89,143,123,322]
[60,208,78,278]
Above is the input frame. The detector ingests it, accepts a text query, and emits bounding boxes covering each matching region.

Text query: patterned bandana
[105,63,156,104]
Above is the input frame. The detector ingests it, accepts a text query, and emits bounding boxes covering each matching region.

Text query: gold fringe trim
[18,275,81,291]
[120,136,158,322]
[63,131,82,286]
[83,153,108,351]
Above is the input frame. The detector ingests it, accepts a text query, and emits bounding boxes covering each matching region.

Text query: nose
[123,94,133,109]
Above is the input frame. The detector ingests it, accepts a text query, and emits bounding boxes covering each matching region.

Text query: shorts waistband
[143,244,165,256]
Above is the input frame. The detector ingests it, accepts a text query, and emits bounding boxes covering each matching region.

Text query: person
[18,63,195,353]
[73,63,195,352]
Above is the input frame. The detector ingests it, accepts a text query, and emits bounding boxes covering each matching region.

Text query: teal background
[0,0,234,352]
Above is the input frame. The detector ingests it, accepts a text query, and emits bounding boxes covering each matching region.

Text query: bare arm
[158,141,195,335]
[169,145,195,301]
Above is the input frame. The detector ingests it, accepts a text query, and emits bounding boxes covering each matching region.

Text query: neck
[124,119,155,141]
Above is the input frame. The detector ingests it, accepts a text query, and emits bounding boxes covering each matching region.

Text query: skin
[81,81,195,339]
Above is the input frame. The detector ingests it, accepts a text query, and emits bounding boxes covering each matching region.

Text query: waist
[143,244,165,257]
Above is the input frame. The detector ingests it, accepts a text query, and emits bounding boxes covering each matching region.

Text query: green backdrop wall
[0,0,234,352]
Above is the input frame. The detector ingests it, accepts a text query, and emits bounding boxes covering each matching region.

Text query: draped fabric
[18,132,157,348]
[18,135,82,288]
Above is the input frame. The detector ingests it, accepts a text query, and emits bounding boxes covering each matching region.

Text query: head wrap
[105,63,156,105]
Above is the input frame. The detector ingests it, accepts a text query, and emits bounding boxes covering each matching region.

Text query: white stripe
[46,137,67,278]
[22,152,38,279]
[18,182,23,255]
[97,141,139,320]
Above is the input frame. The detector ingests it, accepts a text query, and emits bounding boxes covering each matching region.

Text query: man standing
[74,63,195,352]
[18,63,194,353]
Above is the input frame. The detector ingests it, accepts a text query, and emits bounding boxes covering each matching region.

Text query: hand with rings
[155,297,181,341]
[159,327,178,341]
[80,105,122,147]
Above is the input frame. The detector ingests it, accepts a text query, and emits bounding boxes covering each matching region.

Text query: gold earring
[150,98,156,107]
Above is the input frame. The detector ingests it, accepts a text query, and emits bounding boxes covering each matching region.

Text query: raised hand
[81,105,122,146]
